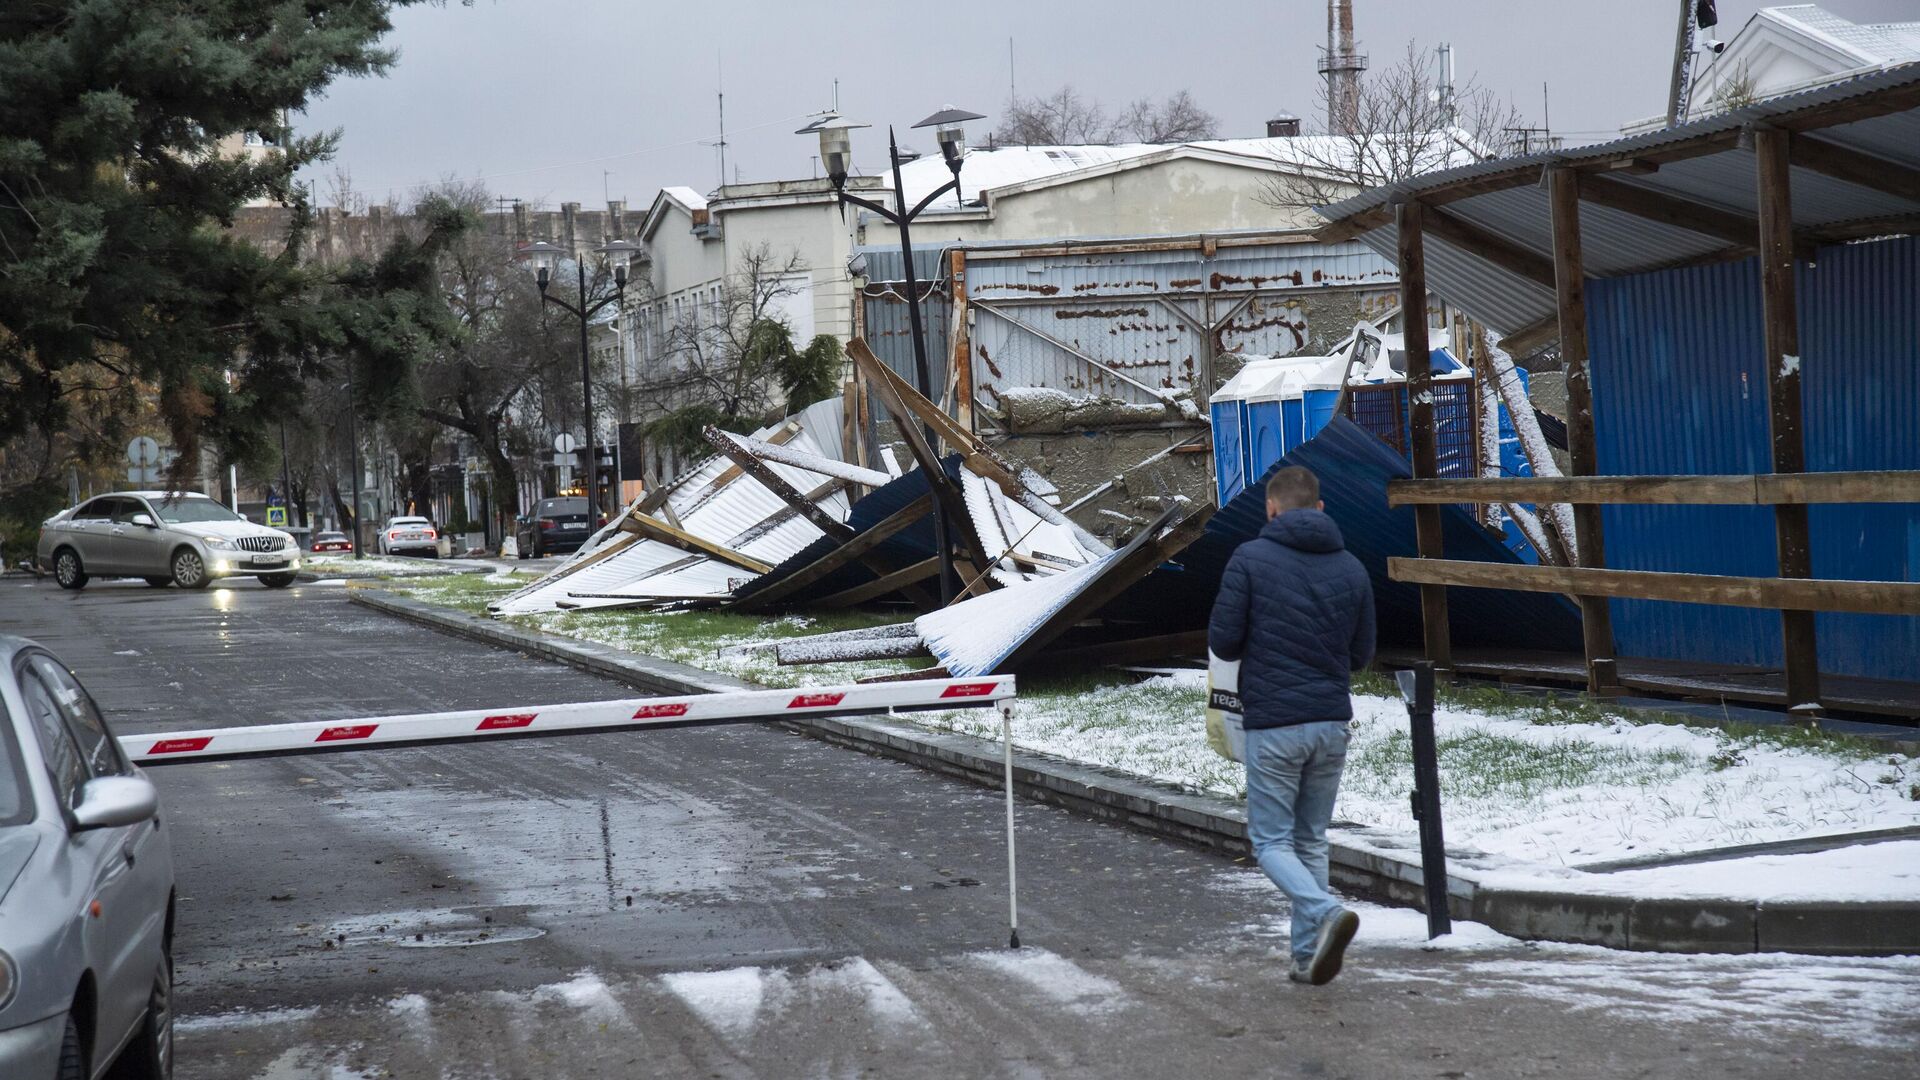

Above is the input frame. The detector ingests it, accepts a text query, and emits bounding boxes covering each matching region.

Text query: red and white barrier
[122,676,1016,766]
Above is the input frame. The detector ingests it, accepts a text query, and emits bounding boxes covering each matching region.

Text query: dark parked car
[515,497,598,559]
[0,635,175,1079]
[309,531,351,554]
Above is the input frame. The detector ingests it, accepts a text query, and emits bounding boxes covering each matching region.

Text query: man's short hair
[1265,466,1320,511]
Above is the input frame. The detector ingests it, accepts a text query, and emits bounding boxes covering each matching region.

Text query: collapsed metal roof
[1316,64,1920,335]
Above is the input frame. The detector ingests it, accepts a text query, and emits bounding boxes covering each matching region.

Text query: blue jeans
[1245,721,1350,965]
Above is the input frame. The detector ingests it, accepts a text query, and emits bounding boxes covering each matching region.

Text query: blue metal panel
[1281,399,1306,456]
[1588,235,1920,680]
[1109,417,1585,650]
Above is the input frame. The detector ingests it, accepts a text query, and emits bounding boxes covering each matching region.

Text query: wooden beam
[1041,629,1211,668]
[1495,311,1560,357]
[617,513,773,574]
[1549,167,1620,693]
[948,249,974,438]
[703,428,854,542]
[1421,205,1557,289]
[1578,174,1760,253]
[1387,471,1920,506]
[727,493,934,613]
[1387,558,1920,617]
[1757,128,1821,711]
[997,503,1216,673]
[812,556,943,609]
[1774,77,1920,134]
[678,422,803,518]
[1789,134,1920,205]
[845,339,997,586]
[722,478,847,549]
[1398,200,1453,674]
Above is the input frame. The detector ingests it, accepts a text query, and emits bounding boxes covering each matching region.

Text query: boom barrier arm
[121,677,1017,766]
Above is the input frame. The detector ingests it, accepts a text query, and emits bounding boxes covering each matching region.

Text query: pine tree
[0,0,451,516]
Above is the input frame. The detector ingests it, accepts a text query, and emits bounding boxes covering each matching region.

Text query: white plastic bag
[1205,651,1246,763]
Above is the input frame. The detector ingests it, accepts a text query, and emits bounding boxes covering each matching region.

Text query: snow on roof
[661,185,708,211]
[1769,4,1920,65]
[889,133,1481,213]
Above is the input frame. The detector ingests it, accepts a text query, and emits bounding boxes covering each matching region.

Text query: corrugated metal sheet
[952,239,1395,409]
[1588,234,1920,680]
[1322,65,1920,334]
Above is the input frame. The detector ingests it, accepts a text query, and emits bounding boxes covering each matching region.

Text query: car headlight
[202,536,236,549]
[0,948,16,1011]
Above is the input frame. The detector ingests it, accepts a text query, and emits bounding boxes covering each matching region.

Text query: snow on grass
[304,553,468,578]
[923,672,1918,867]
[1576,839,1920,902]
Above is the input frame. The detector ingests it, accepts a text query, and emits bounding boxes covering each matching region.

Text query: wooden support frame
[618,514,773,575]
[996,502,1216,673]
[727,493,934,614]
[723,478,846,548]
[813,557,943,609]
[1387,471,1920,506]
[1756,127,1822,711]
[1398,200,1454,674]
[1788,134,1920,204]
[1576,174,1819,265]
[845,339,998,587]
[704,427,940,612]
[1387,558,1920,617]
[1548,167,1621,694]
[1421,206,1558,289]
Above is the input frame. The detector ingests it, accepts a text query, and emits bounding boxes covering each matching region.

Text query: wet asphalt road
[3,575,1916,1079]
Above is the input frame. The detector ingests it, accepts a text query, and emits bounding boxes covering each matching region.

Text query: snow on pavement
[1571,838,1920,902]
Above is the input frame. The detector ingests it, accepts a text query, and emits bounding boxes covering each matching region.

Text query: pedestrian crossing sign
[266,506,287,527]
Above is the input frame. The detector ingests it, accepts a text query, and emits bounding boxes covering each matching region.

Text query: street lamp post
[802,106,984,603]
[521,237,639,522]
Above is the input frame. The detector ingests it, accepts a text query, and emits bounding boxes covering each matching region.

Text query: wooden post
[1548,167,1621,695]
[1397,200,1453,674]
[1755,127,1822,715]
[948,249,974,438]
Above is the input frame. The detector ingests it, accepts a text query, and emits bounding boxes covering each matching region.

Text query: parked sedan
[0,635,175,1079]
[514,497,597,559]
[36,492,301,590]
[308,531,352,554]
[375,517,439,558]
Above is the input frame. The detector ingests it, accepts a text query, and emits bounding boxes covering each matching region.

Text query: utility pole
[1666,0,1720,126]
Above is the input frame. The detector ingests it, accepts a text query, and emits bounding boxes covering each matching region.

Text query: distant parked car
[36,492,300,590]
[0,634,176,1080]
[515,497,598,559]
[375,517,438,558]
[309,531,352,554]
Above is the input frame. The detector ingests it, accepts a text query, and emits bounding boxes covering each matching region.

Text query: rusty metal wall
[857,236,1398,421]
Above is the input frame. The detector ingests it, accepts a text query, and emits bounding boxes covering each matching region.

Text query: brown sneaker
[1306,907,1360,985]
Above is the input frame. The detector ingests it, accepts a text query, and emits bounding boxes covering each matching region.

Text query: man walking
[1208,466,1376,985]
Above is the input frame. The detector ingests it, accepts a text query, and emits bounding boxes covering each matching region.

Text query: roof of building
[1315,64,1920,336]
[886,132,1479,217]
[1768,4,1920,66]
[661,186,707,211]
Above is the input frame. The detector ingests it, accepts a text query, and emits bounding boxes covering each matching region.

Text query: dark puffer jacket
[1207,509,1376,729]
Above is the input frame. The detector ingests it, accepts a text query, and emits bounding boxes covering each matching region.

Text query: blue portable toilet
[1210,357,1297,506]
[1209,396,1247,505]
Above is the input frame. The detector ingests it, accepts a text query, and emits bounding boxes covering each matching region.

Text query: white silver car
[0,635,175,1079]
[36,492,301,590]
[375,515,439,558]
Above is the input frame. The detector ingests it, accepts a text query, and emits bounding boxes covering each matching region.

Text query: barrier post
[1397,662,1452,939]
[1000,698,1021,949]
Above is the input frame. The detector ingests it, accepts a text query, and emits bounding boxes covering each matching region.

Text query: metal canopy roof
[1316,64,1920,336]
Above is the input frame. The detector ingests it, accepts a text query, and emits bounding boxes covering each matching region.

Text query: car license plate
[563,522,587,530]
[251,554,281,566]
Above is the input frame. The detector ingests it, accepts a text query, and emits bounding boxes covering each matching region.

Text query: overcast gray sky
[295,0,1920,210]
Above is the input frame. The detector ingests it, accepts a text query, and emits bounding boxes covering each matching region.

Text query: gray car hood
[0,830,41,904]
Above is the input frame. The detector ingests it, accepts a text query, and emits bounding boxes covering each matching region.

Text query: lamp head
[519,240,563,292]
[913,106,984,173]
[798,113,869,191]
[596,238,639,288]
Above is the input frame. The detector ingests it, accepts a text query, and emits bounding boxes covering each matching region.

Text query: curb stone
[348,588,1919,958]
